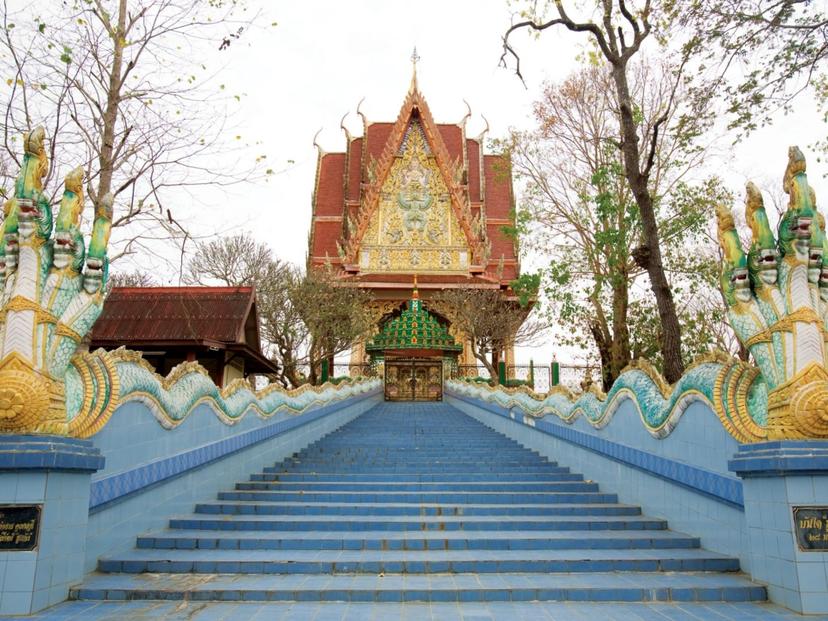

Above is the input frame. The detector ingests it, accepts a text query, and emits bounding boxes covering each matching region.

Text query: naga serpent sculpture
[716,147,828,438]
[0,127,116,435]
[0,127,381,438]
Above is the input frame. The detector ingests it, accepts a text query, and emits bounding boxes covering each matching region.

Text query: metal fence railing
[451,364,493,383]
[335,358,601,393]
[556,363,600,391]
[450,361,600,393]
[331,362,377,379]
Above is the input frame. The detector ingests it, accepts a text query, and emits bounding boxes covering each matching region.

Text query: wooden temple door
[384,360,442,401]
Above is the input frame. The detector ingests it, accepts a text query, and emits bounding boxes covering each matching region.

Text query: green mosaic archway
[366,296,462,356]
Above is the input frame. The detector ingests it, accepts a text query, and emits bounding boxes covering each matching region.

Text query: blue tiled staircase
[72,403,765,603]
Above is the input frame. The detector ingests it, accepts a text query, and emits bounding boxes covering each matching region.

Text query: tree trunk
[589,320,614,392]
[610,61,685,383]
[473,342,496,383]
[609,274,631,384]
[95,0,127,207]
[307,340,320,385]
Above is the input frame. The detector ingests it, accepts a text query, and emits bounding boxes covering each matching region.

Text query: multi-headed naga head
[809,187,824,284]
[15,127,53,241]
[83,192,112,294]
[778,146,816,262]
[715,203,750,305]
[745,182,778,287]
[720,146,828,440]
[819,213,828,303]
[0,128,114,435]
[53,166,86,271]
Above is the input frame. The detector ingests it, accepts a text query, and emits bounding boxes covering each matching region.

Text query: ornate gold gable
[341,78,487,269]
[357,120,471,273]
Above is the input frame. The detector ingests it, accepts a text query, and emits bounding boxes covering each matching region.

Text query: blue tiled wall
[446,392,750,572]
[740,472,828,612]
[0,471,91,615]
[84,390,382,572]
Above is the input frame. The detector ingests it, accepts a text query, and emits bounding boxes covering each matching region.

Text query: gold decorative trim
[54,322,82,342]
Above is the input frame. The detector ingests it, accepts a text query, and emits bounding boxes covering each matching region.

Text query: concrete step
[98,548,740,575]
[234,480,594,492]
[169,513,662,532]
[252,470,574,481]
[193,501,643,517]
[132,529,696,552]
[216,490,619,504]
[71,572,766,603]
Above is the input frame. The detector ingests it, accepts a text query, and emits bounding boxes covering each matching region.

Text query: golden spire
[409,46,420,93]
[412,273,419,299]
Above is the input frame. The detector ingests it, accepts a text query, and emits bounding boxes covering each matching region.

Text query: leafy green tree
[289,268,372,386]
[667,1,828,139]
[506,62,730,389]
[501,0,708,383]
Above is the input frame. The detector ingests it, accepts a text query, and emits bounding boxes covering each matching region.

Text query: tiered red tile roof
[308,77,520,287]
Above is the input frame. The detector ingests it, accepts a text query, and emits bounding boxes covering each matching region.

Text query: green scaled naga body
[716,147,828,439]
[0,127,117,436]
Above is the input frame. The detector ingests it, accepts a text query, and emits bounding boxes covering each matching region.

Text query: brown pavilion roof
[90,286,279,374]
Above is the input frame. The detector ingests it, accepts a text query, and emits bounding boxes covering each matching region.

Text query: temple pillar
[504,340,515,367]
[349,338,366,368]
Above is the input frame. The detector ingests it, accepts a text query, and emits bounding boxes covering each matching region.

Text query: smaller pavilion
[89,286,279,387]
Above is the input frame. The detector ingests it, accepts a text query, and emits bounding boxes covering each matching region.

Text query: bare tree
[185,233,297,386]
[186,233,282,289]
[108,269,156,288]
[434,288,547,380]
[0,0,266,266]
[187,233,372,388]
[501,0,705,383]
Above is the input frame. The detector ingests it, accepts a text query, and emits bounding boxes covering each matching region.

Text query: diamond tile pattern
[71,402,767,605]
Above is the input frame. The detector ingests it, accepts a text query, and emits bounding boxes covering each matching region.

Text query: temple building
[307,68,526,399]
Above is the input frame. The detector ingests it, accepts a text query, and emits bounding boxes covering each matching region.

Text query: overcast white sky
[114,1,828,365]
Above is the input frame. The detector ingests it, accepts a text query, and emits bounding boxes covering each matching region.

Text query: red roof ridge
[110,286,254,295]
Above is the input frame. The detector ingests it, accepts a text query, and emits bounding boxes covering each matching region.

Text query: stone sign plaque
[793,506,828,552]
[0,505,41,551]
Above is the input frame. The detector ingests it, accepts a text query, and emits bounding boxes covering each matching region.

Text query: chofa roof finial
[409,46,420,93]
